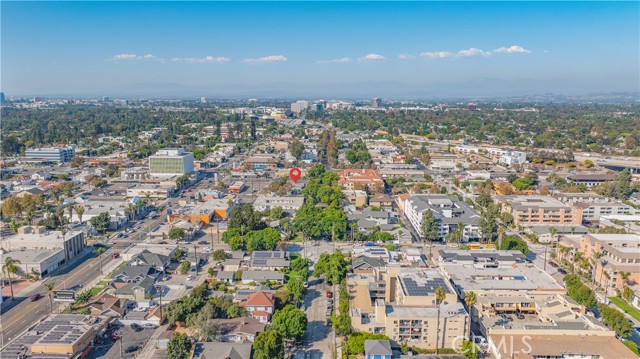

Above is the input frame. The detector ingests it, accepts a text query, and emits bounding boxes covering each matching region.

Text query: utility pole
[119,337,123,359]
[193,243,198,275]
[156,285,163,325]
[543,245,548,271]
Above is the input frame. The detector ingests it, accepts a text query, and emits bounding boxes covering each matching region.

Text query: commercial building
[0,226,86,276]
[253,194,304,212]
[244,156,279,170]
[349,267,469,349]
[149,148,194,177]
[126,184,175,199]
[497,196,582,226]
[567,173,617,188]
[170,198,230,224]
[404,195,480,241]
[25,146,75,163]
[0,314,108,358]
[290,100,310,114]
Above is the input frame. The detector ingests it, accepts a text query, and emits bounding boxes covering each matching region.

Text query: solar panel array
[402,277,450,296]
[253,251,275,258]
[252,259,268,266]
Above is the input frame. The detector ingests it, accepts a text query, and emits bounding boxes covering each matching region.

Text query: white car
[186,275,194,281]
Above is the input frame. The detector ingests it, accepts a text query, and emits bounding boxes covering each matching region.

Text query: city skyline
[1,1,638,97]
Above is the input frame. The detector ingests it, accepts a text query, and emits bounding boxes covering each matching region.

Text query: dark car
[130,323,143,332]
[29,293,42,302]
[124,345,139,353]
[557,268,568,275]
[549,261,558,268]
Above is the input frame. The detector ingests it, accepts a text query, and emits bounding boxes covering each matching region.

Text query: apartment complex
[573,234,640,292]
[575,201,635,221]
[244,156,279,170]
[149,148,195,177]
[349,267,469,349]
[404,195,480,241]
[25,146,75,163]
[253,194,304,212]
[497,196,582,226]
[567,173,617,188]
[337,169,385,193]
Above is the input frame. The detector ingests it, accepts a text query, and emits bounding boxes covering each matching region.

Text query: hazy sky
[1,1,638,97]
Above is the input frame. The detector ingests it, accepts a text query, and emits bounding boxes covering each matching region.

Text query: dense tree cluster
[598,304,634,338]
[495,235,529,255]
[313,251,348,285]
[563,274,597,308]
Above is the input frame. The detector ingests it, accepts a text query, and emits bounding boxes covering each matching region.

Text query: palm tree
[67,203,74,223]
[2,257,21,300]
[549,226,558,256]
[457,222,466,244]
[464,291,477,338]
[45,282,55,314]
[26,208,36,225]
[497,227,505,249]
[435,286,447,354]
[74,205,85,224]
[573,252,584,273]
[95,247,106,274]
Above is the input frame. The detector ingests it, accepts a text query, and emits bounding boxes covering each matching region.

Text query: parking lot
[87,324,156,359]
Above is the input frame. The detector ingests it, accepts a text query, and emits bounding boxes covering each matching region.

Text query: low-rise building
[253,194,304,212]
[576,201,635,221]
[192,342,253,359]
[149,148,195,177]
[244,156,279,170]
[0,314,108,359]
[338,169,385,193]
[242,291,276,324]
[249,251,290,270]
[241,270,285,284]
[126,184,174,199]
[567,173,617,188]
[25,146,75,163]
[0,226,86,276]
[342,189,368,208]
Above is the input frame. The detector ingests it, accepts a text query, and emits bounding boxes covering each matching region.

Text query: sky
[1,1,639,98]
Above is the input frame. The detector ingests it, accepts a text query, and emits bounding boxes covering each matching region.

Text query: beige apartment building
[559,233,640,292]
[497,196,582,226]
[349,267,469,349]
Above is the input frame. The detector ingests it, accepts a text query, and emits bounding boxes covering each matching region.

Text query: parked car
[187,275,194,281]
[124,345,140,353]
[326,290,333,298]
[549,261,558,268]
[141,323,158,329]
[130,323,143,332]
[112,252,120,259]
[29,294,42,302]
[557,268,567,275]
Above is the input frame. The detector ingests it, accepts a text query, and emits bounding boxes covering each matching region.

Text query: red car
[549,261,558,268]
[326,290,333,298]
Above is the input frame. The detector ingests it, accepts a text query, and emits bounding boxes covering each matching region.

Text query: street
[295,276,334,359]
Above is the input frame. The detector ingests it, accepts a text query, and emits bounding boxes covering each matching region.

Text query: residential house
[364,340,392,359]
[404,195,480,241]
[249,251,290,270]
[342,189,368,209]
[242,291,276,324]
[213,316,266,342]
[369,193,393,210]
[241,270,284,285]
[337,169,385,193]
[83,293,128,317]
[192,342,253,359]
[352,256,386,274]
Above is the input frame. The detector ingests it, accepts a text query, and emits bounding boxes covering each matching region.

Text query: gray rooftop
[405,194,480,225]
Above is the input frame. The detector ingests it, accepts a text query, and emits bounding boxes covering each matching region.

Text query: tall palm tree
[2,257,21,300]
[464,291,477,338]
[74,205,85,224]
[67,203,74,223]
[457,222,466,244]
[497,227,505,249]
[435,286,447,354]
[549,226,558,256]
[45,282,55,314]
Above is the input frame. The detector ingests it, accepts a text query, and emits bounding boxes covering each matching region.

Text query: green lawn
[96,280,110,286]
[609,296,640,322]
[89,287,103,296]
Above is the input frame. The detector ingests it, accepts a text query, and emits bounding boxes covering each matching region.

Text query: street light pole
[543,245,548,271]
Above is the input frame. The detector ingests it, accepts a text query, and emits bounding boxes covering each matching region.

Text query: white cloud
[243,55,288,64]
[359,53,386,62]
[172,56,230,63]
[420,51,455,59]
[398,54,415,60]
[111,53,162,62]
[457,48,491,57]
[493,45,532,54]
[317,57,352,64]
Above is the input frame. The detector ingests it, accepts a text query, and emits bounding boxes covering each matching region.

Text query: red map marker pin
[289,168,301,183]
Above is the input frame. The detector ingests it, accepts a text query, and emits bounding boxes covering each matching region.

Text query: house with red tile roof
[241,291,275,324]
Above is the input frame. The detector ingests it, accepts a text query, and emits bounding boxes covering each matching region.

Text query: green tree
[74,205,85,224]
[212,249,228,262]
[2,257,21,300]
[89,212,111,233]
[289,139,305,160]
[347,332,389,355]
[167,333,192,359]
[421,209,440,256]
[180,260,191,274]
[598,304,634,338]
[253,330,284,359]
[461,339,479,359]
[495,235,529,255]
[45,281,55,314]
[271,304,308,340]
[169,227,186,241]
[313,251,347,284]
